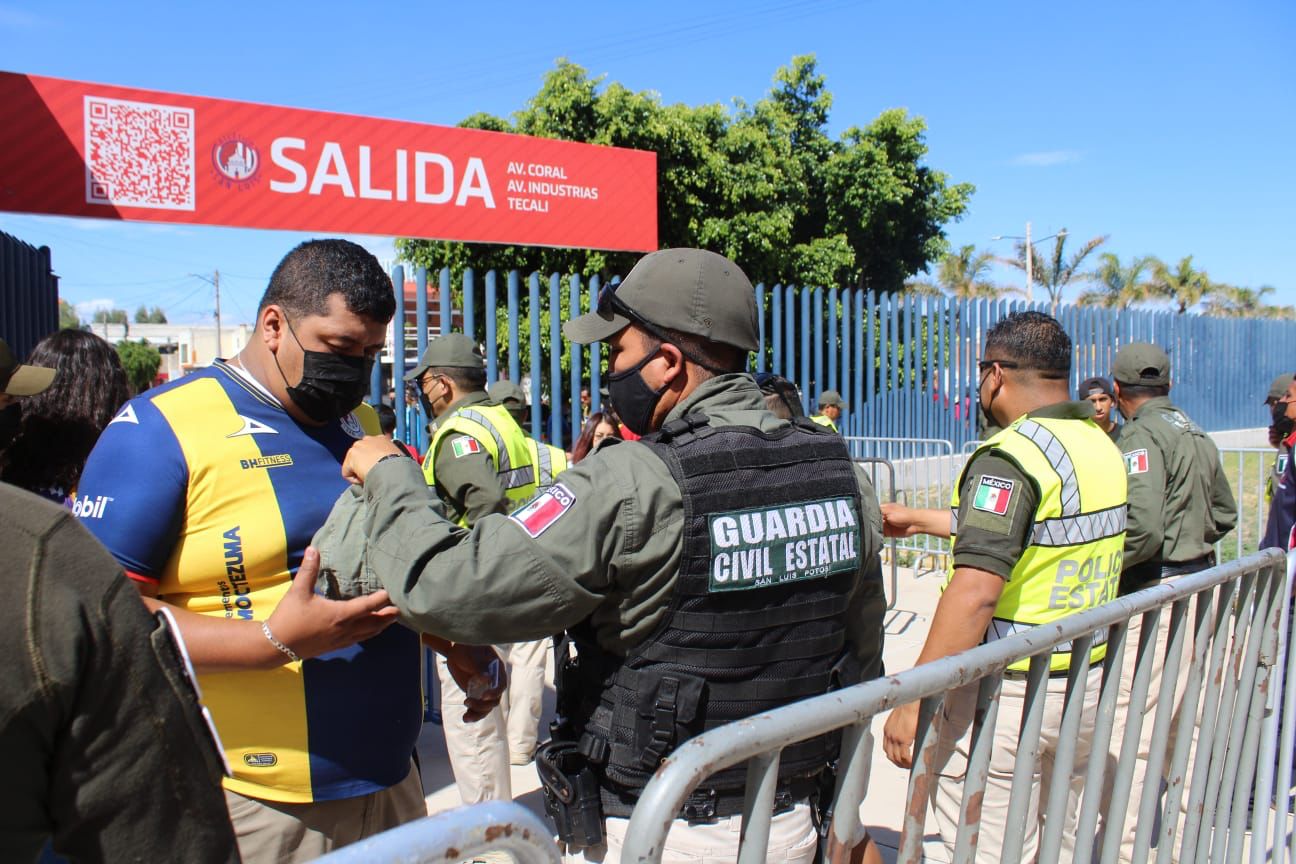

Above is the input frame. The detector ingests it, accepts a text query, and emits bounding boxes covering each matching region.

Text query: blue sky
[1,0,1292,325]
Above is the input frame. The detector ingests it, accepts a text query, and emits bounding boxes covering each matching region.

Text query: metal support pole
[737,751,780,864]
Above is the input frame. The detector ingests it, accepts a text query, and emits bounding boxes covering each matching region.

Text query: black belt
[1003,667,1075,680]
[1121,552,1216,595]
[599,773,821,822]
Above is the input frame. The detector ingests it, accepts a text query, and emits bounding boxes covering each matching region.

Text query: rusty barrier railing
[312,800,560,864]
[619,550,1290,863]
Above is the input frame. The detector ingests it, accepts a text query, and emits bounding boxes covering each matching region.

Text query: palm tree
[1000,229,1108,308]
[916,245,1015,299]
[1148,255,1212,313]
[1202,284,1277,318]
[1076,253,1156,309]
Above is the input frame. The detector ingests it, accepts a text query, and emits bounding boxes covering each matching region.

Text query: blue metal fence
[375,267,1296,451]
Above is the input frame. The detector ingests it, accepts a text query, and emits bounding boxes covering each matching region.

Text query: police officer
[485,377,566,765]
[1102,342,1237,861]
[1265,372,1295,503]
[1079,375,1120,438]
[882,311,1126,862]
[810,389,845,431]
[490,379,570,486]
[343,248,887,863]
[407,333,538,803]
[1263,373,1296,550]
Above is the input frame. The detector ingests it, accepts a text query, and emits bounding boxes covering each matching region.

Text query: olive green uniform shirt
[428,390,510,525]
[1117,396,1236,569]
[952,401,1097,578]
[361,374,887,672]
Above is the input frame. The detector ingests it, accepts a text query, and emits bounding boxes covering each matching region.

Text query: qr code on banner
[84,96,195,211]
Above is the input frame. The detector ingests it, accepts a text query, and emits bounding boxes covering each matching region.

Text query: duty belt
[1120,552,1216,596]
[598,773,822,822]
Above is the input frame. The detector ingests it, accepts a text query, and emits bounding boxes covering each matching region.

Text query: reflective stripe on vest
[809,414,837,431]
[529,439,568,486]
[425,402,536,524]
[950,413,1127,672]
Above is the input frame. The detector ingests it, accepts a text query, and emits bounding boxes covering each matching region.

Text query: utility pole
[213,266,221,354]
[1026,221,1036,305]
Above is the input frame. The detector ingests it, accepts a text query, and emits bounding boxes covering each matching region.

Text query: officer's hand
[882,701,921,769]
[263,547,399,665]
[881,503,924,538]
[342,435,403,485]
[445,644,508,722]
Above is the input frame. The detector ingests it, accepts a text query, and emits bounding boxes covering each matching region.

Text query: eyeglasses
[977,359,1021,373]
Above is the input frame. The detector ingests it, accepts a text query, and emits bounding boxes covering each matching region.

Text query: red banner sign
[0,72,657,251]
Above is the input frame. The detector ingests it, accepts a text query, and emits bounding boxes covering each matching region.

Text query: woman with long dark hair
[571,411,622,463]
[0,330,131,503]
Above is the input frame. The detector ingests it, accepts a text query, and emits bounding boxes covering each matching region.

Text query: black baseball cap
[1078,376,1114,399]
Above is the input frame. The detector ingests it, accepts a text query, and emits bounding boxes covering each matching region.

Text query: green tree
[911,245,1012,299]
[58,299,80,329]
[92,308,129,325]
[134,304,149,323]
[115,339,161,393]
[147,306,168,324]
[1076,253,1155,309]
[1001,230,1107,308]
[1148,255,1211,313]
[1202,284,1283,318]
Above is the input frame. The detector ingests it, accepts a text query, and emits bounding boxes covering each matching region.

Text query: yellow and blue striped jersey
[77,361,422,803]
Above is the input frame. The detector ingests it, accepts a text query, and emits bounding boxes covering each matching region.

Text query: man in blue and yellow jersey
[882,311,1127,862]
[408,334,538,803]
[76,240,494,863]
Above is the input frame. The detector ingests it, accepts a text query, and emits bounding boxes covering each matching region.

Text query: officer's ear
[658,342,687,389]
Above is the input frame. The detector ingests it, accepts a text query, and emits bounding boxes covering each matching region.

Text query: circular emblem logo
[212,136,260,185]
[340,413,364,440]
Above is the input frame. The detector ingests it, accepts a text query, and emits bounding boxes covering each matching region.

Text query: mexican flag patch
[510,484,576,538]
[451,435,482,458]
[972,475,1015,515]
[1124,448,1149,474]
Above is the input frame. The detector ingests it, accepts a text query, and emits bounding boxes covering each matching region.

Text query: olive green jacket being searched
[356,373,887,671]
[1116,396,1236,568]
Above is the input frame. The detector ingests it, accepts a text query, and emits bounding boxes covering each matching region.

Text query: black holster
[536,739,605,849]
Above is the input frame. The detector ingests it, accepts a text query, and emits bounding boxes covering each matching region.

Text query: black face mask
[273,317,372,423]
[608,349,667,436]
[1273,400,1294,440]
[977,369,1000,429]
[0,403,21,448]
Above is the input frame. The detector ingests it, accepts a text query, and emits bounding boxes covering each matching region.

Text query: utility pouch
[633,673,705,770]
[536,739,605,849]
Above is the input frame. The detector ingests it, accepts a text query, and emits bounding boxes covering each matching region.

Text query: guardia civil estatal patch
[451,435,482,458]
[707,497,860,592]
[1124,449,1149,474]
[972,475,1015,515]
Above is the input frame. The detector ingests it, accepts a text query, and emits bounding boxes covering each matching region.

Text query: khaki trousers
[563,802,819,863]
[1101,606,1196,862]
[437,654,512,804]
[223,761,425,864]
[498,637,550,763]
[931,666,1102,863]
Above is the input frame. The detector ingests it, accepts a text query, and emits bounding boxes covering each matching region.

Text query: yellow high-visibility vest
[424,402,536,526]
[950,413,1127,672]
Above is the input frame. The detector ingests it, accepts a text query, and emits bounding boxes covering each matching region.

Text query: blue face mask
[607,348,667,436]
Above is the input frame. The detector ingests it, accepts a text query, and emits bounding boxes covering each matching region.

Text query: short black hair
[427,365,487,392]
[373,402,397,435]
[1116,382,1170,400]
[640,326,746,382]
[260,239,395,324]
[983,311,1070,379]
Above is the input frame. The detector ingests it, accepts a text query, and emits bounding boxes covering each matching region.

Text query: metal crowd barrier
[846,436,958,571]
[619,550,1289,864]
[1217,447,1279,564]
[853,456,899,610]
[312,800,561,863]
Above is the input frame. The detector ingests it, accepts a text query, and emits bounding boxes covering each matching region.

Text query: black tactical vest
[557,413,865,819]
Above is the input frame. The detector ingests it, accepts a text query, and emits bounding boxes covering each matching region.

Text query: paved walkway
[415,555,951,862]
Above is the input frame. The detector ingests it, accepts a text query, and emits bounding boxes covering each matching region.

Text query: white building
[90,321,253,383]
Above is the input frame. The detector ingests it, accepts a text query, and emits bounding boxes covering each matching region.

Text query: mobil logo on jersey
[72,494,114,519]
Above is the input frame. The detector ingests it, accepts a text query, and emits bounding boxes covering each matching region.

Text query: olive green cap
[0,338,55,396]
[562,248,759,352]
[818,389,847,409]
[1111,342,1170,387]
[1266,372,1294,403]
[487,379,527,408]
[403,333,484,381]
